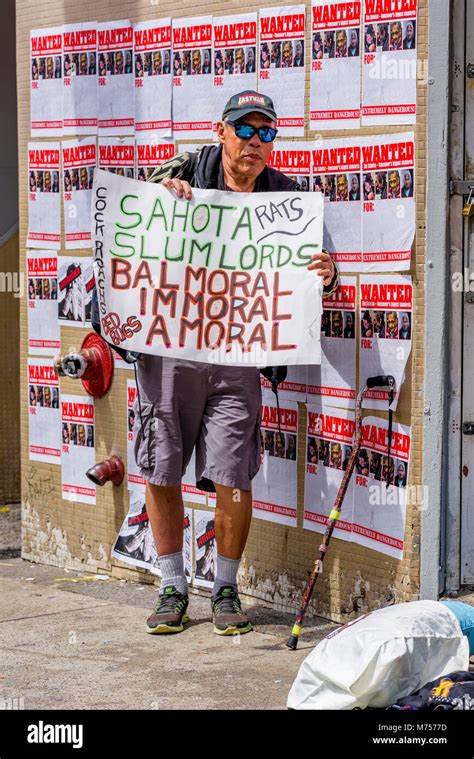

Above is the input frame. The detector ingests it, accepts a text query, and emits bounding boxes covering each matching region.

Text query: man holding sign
[94,91,338,636]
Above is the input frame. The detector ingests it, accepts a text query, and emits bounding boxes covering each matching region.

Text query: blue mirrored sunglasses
[231,121,278,143]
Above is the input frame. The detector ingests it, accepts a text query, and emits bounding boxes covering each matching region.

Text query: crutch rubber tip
[286,635,299,650]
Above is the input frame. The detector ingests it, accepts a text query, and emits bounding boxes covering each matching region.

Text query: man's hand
[161,177,193,200]
[307,250,336,287]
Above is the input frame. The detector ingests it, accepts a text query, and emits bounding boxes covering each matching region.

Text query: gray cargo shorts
[133,354,262,493]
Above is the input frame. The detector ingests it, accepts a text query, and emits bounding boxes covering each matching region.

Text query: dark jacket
[149,143,297,193]
[148,144,339,295]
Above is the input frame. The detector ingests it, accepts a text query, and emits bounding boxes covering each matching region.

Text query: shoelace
[214,592,241,615]
[155,593,185,614]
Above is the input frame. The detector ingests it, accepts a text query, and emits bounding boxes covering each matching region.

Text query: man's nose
[248,134,263,148]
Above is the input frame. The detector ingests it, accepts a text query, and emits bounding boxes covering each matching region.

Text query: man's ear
[216,121,226,144]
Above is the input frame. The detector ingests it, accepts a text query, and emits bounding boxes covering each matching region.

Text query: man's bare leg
[146,482,184,556]
[214,484,253,559]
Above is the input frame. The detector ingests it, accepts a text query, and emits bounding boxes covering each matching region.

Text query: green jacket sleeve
[147,151,197,184]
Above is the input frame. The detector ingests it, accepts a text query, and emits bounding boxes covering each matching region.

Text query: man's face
[387,312,398,333]
[204,50,210,66]
[337,31,346,50]
[193,51,201,69]
[337,174,348,197]
[217,112,275,181]
[332,313,342,333]
[383,458,394,478]
[331,445,341,466]
[404,173,411,188]
[391,23,402,44]
[389,171,400,194]
[406,23,413,40]
[350,32,357,48]
[351,176,358,192]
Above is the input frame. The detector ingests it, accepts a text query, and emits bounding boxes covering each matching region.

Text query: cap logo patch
[238,95,266,107]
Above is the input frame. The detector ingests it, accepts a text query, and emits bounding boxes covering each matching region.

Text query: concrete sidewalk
[0,555,336,710]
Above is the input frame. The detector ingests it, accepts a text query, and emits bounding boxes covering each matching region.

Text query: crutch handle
[366,374,395,390]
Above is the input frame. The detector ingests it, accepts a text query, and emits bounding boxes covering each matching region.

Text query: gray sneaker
[146,586,189,634]
[211,586,252,636]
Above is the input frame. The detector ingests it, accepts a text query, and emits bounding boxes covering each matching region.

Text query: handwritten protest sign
[92,169,324,367]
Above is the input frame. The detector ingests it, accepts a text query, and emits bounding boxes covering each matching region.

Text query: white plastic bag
[287,600,469,710]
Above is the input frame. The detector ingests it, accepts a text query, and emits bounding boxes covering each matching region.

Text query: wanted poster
[261,366,308,402]
[213,14,258,131]
[193,510,216,589]
[111,494,193,579]
[63,22,97,135]
[172,16,213,140]
[177,143,202,155]
[360,274,413,411]
[267,141,312,192]
[307,276,357,408]
[361,132,415,270]
[62,138,97,249]
[136,137,175,181]
[126,379,146,493]
[310,0,361,130]
[134,19,172,135]
[82,259,95,324]
[27,251,60,355]
[352,415,411,559]
[30,27,63,136]
[258,6,306,137]
[57,257,86,325]
[28,358,61,465]
[253,398,298,527]
[114,351,131,370]
[362,0,417,126]
[98,137,135,178]
[27,143,61,249]
[312,136,362,270]
[61,394,96,505]
[182,449,207,506]
[97,20,134,135]
[303,401,355,538]
[112,492,160,575]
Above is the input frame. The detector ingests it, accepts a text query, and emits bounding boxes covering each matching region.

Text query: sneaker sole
[213,622,253,636]
[146,613,190,635]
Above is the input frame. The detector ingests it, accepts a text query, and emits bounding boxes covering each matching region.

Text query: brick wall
[18,0,427,622]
